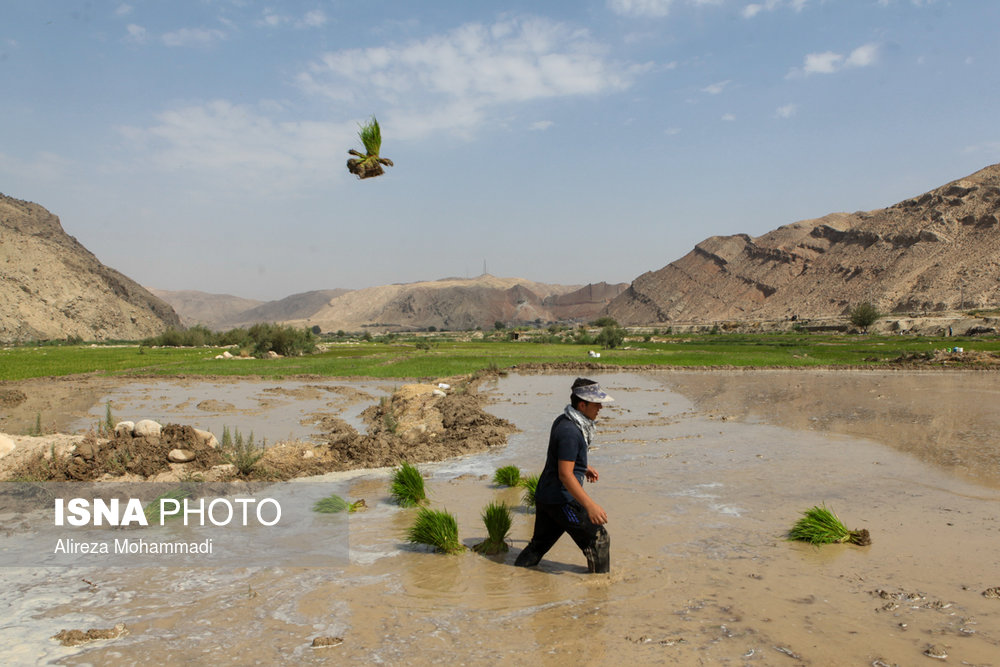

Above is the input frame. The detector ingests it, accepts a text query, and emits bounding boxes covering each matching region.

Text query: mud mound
[259,384,516,478]
[0,389,27,408]
[6,424,223,481]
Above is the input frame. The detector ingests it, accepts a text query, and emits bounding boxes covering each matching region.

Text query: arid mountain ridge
[3,163,1000,342]
[606,163,1000,327]
[152,278,627,333]
[0,193,180,344]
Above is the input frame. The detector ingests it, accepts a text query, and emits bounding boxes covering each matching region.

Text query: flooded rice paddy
[2,370,999,665]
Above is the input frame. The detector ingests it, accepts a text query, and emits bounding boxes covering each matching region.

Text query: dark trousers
[514,501,610,573]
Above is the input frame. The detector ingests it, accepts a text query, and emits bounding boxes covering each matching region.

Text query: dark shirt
[534,413,589,505]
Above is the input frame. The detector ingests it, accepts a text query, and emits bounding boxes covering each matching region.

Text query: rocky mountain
[0,193,180,343]
[605,163,1000,325]
[147,288,351,331]
[284,275,628,333]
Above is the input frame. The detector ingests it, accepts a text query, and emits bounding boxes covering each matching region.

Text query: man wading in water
[514,378,613,573]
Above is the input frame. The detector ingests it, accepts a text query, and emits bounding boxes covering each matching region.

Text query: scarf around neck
[564,404,596,447]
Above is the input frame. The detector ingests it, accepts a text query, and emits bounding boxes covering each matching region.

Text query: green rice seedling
[493,465,522,487]
[312,493,366,513]
[104,402,115,434]
[408,506,463,554]
[520,474,539,508]
[789,505,871,546]
[473,501,512,554]
[390,461,426,507]
[144,486,193,524]
[222,427,265,476]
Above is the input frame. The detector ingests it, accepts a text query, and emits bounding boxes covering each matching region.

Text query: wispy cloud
[124,24,147,44]
[114,4,133,18]
[529,120,554,131]
[607,0,674,18]
[162,27,227,48]
[607,0,723,18]
[775,103,797,118]
[721,113,736,121]
[298,17,648,139]
[742,0,806,19]
[701,79,731,95]
[257,9,328,29]
[118,101,351,193]
[788,43,879,77]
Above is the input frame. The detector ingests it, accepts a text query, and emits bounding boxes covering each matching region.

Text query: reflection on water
[3,371,1000,665]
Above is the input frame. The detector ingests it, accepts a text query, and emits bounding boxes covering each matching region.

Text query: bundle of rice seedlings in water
[520,474,539,508]
[143,486,193,524]
[312,493,366,514]
[473,501,512,554]
[408,507,463,554]
[493,465,522,487]
[789,505,871,546]
[390,461,426,507]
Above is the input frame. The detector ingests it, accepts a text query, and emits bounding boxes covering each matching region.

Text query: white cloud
[115,4,133,17]
[298,17,647,139]
[301,11,327,28]
[162,27,227,48]
[701,79,731,95]
[846,43,878,67]
[664,127,681,135]
[257,9,326,29]
[790,42,879,77]
[721,113,736,121]
[125,24,147,44]
[607,0,674,17]
[118,101,351,193]
[775,103,797,118]
[803,51,843,74]
[529,120,554,131]
[741,0,804,18]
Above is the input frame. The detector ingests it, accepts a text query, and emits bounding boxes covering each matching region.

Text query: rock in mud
[133,419,162,438]
[311,636,344,648]
[167,448,196,463]
[52,623,128,646]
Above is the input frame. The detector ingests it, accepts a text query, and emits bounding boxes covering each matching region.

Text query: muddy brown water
[2,370,999,665]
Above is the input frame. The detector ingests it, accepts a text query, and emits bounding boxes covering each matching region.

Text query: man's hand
[585,466,599,483]
[585,502,608,526]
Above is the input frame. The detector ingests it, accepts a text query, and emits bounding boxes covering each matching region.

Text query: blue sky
[2,1,998,300]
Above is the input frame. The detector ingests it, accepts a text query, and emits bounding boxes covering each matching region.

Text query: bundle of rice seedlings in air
[407,507,463,554]
[312,493,366,514]
[520,474,539,508]
[493,465,522,487]
[789,505,871,546]
[390,461,427,507]
[473,501,512,555]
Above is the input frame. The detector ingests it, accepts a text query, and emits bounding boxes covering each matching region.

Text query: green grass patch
[407,506,463,554]
[390,461,427,507]
[492,465,522,487]
[143,486,194,524]
[3,333,1000,381]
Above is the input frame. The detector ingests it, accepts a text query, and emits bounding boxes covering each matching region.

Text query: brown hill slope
[606,164,1000,325]
[287,275,627,332]
[145,288,264,330]
[148,288,352,331]
[0,194,180,343]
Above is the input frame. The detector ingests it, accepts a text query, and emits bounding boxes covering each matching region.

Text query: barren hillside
[286,275,627,332]
[0,194,180,343]
[606,163,1000,325]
